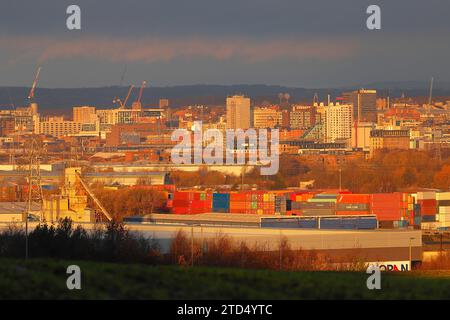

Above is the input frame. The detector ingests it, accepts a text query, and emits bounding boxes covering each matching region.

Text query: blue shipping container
[212,193,230,213]
[319,216,377,230]
[261,217,318,229]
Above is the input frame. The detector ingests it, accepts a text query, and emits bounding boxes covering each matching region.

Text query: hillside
[1,82,450,115]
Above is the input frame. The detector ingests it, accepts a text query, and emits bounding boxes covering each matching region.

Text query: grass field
[0,258,449,299]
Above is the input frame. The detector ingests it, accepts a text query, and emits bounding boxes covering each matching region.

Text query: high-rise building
[324,103,353,144]
[159,99,169,109]
[73,106,96,123]
[343,89,377,122]
[226,95,251,129]
[253,107,282,128]
[352,122,376,151]
[290,105,315,129]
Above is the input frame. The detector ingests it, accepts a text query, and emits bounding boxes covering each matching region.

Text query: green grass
[0,258,449,299]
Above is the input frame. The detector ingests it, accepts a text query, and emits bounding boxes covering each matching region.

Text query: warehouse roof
[0,202,40,214]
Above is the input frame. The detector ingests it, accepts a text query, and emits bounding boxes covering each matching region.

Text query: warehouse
[121,215,422,265]
[84,171,170,186]
[0,202,40,223]
[3,217,422,267]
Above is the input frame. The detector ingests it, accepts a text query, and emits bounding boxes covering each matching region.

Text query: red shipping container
[337,194,370,204]
[418,199,437,207]
[421,206,436,215]
[173,191,194,201]
[371,208,406,221]
[230,193,246,202]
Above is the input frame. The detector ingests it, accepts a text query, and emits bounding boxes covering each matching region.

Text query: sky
[1,0,450,88]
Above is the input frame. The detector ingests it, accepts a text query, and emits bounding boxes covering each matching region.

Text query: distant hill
[1,82,450,115]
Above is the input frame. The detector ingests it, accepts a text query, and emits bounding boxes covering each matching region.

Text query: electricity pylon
[25,137,44,259]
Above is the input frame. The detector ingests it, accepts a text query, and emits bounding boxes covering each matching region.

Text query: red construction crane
[122,84,134,109]
[137,80,147,105]
[28,66,41,100]
[114,85,135,109]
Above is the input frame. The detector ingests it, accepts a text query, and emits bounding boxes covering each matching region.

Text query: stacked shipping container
[172,191,212,214]
[370,193,411,226]
[437,192,450,229]
[168,189,427,229]
[336,194,370,216]
[417,192,437,223]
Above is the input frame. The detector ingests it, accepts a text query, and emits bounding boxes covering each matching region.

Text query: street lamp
[409,237,416,271]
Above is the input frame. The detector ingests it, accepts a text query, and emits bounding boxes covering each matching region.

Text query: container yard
[166,189,450,231]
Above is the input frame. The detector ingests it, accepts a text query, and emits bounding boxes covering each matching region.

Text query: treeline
[168,149,450,192]
[170,169,240,188]
[0,219,160,264]
[0,219,358,270]
[308,150,450,193]
[91,186,166,220]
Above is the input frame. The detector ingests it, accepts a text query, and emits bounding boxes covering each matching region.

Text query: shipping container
[413,216,421,226]
[172,191,212,214]
[302,208,335,216]
[393,220,408,228]
[436,192,450,201]
[261,217,318,229]
[212,193,230,213]
[336,210,370,216]
[337,194,370,204]
[319,216,377,230]
[370,193,409,221]
[422,215,436,222]
[417,191,436,200]
[336,203,369,211]
[292,202,335,210]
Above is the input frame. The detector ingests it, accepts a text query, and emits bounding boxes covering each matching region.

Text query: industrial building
[122,214,422,266]
[370,129,410,157]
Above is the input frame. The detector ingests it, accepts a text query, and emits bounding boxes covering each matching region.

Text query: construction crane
[113,85,134,109]
[313,92,319,105]
[131,81,146,110]
[28,66,41,100]
[137,80,146,105]
[122,85,134,109]
[427,77,434,115]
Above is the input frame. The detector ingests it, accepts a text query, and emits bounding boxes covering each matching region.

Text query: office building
[73,106,96,123]
[290,105,315,129]
[343,89,377,122]
[226,95,251,129]
[324,103,353,144]
[253,107,282,128]
[370,129,410,157]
